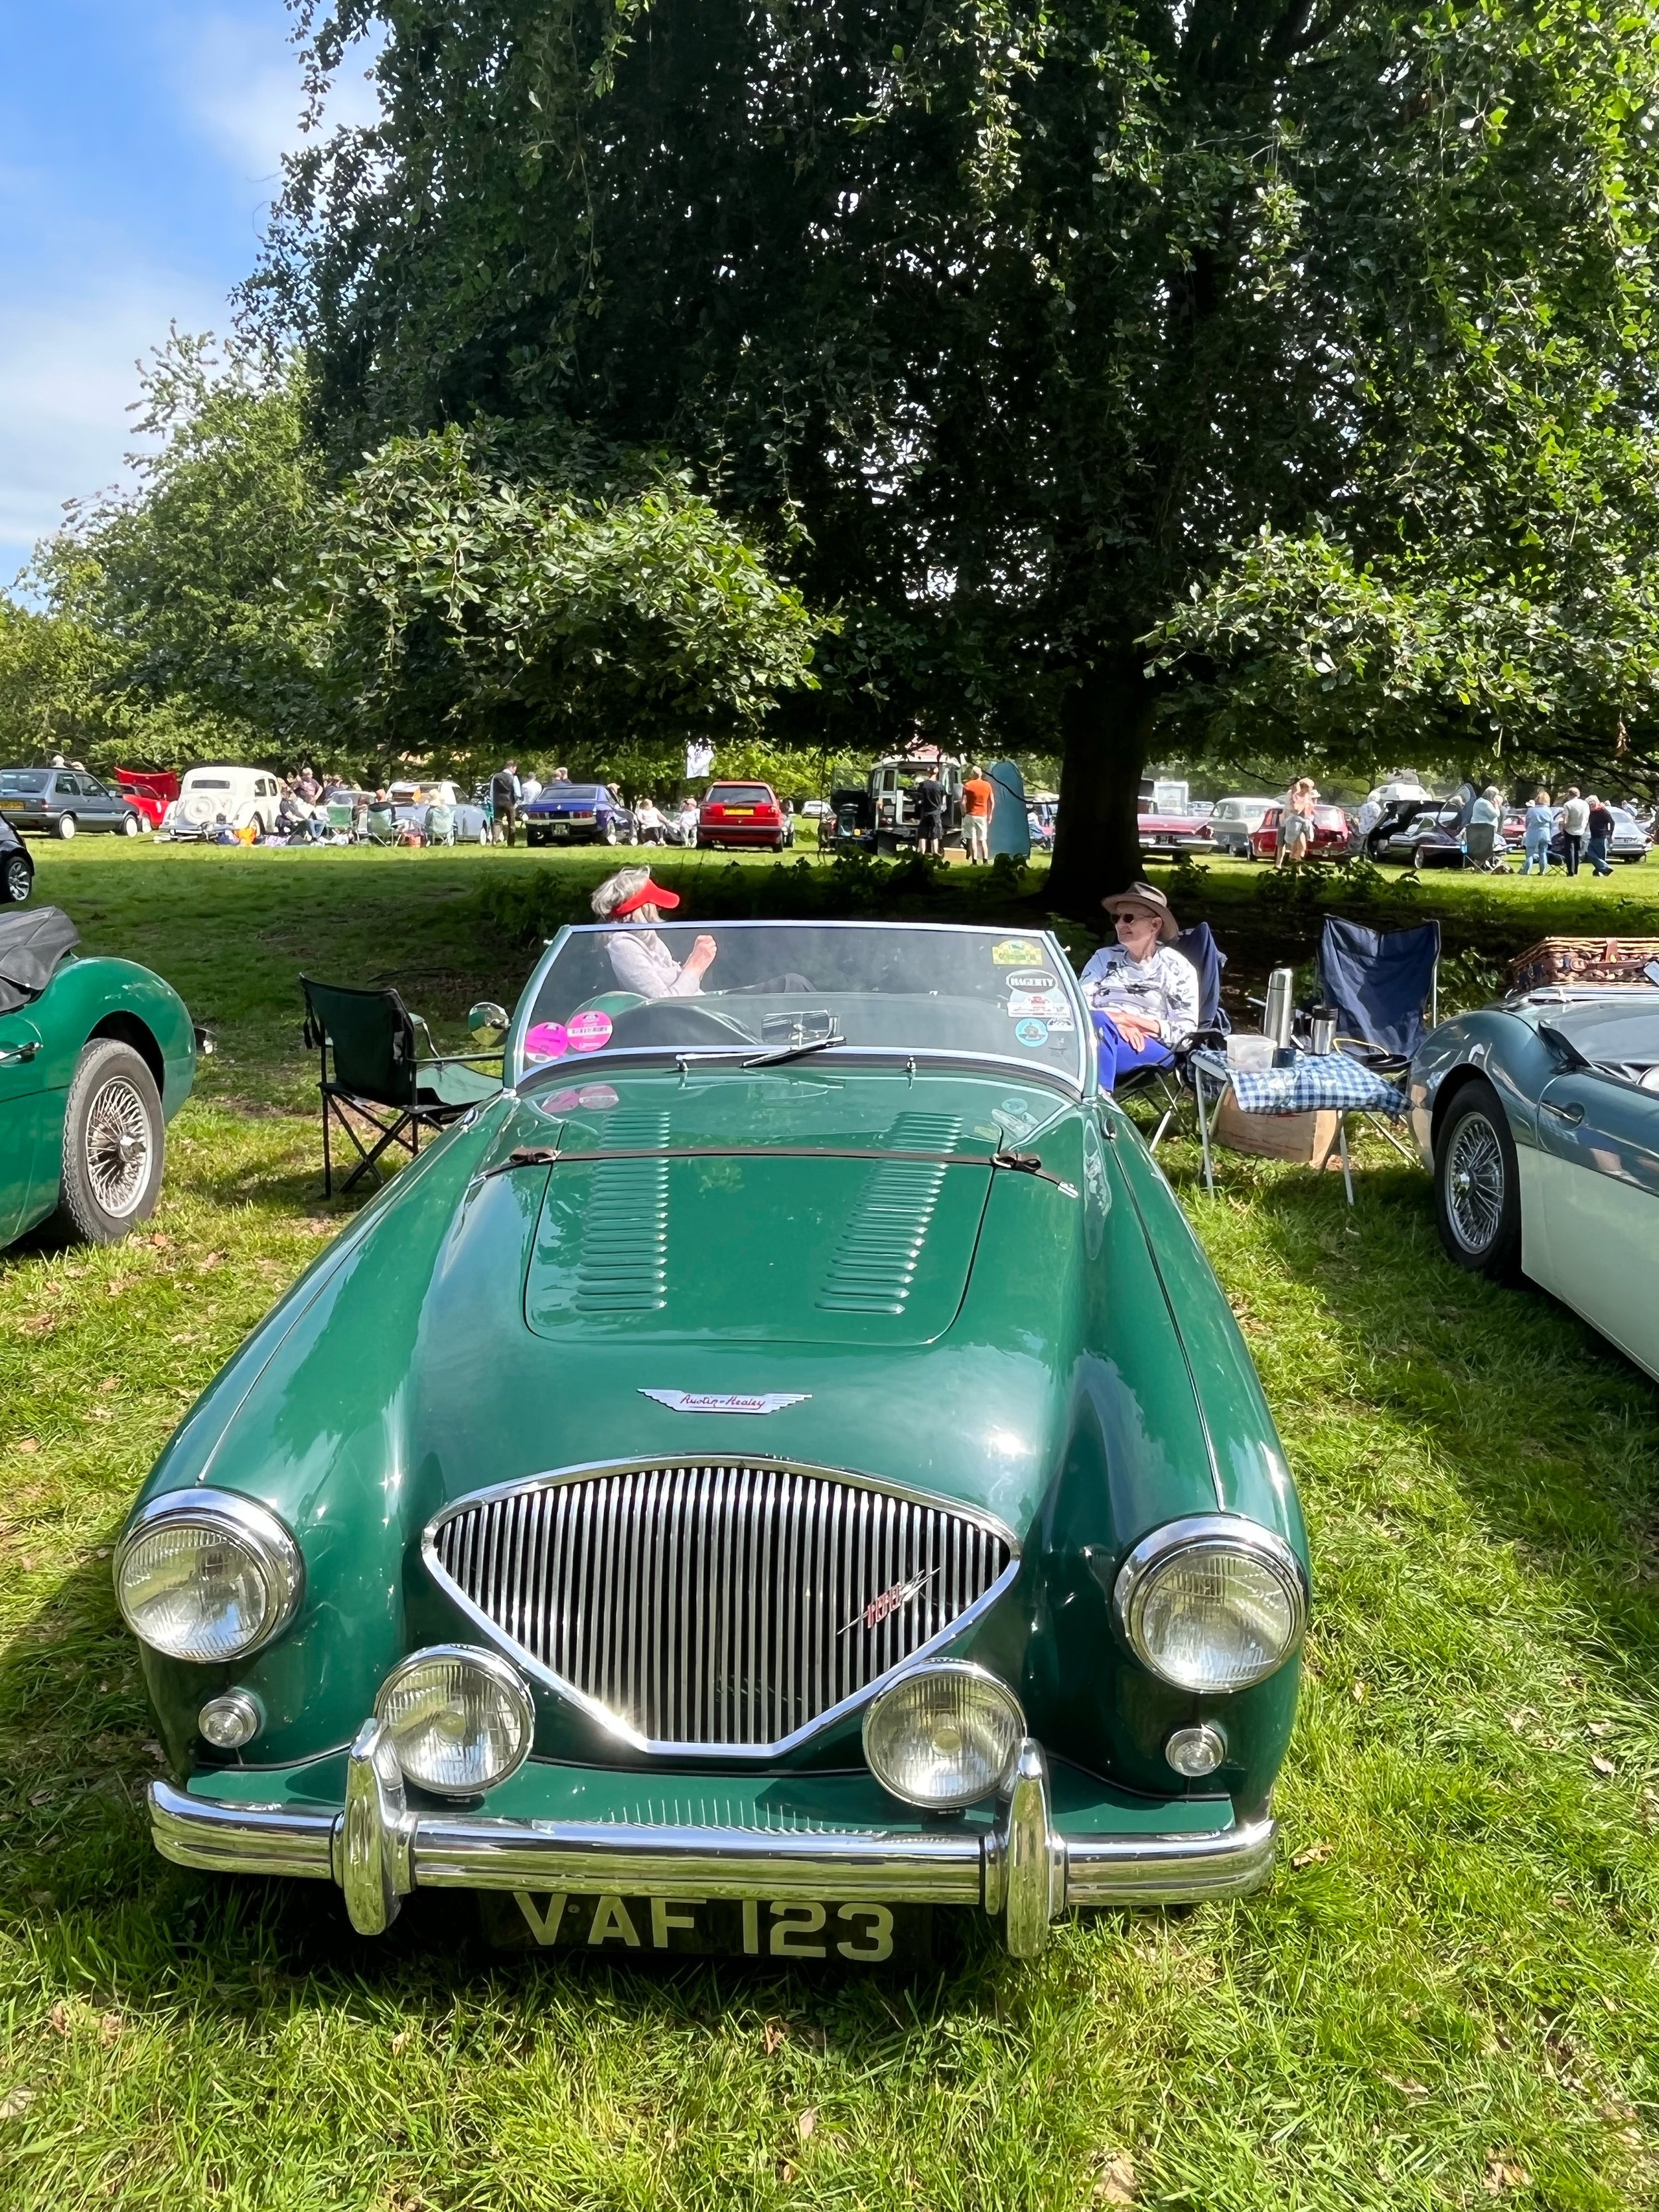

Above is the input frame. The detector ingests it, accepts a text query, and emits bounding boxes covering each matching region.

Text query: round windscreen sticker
[1014,1017,1049,1048]
[524,1021,569,1060]
[567,1010,613,1053]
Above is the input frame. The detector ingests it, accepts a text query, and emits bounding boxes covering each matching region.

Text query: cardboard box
[1216,1092,1343,1168]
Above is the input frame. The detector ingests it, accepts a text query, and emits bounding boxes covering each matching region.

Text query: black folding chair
[300,976,502,1195]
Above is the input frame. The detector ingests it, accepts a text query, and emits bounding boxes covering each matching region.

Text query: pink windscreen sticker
[541,1087,581,1113]
[577,1084,619,1108]
[524,1021,569,1060]
[567,1010,613,1054]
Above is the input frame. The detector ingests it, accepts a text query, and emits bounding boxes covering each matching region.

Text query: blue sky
[0,0,378,590]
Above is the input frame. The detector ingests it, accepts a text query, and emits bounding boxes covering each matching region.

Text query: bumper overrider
[150,1725,1275,1958]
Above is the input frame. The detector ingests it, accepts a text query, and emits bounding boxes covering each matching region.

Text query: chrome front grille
[427,1463,1017,1752]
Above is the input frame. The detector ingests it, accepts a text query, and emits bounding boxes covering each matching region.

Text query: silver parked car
[1206,796,1275,855]
[0,768,144,840]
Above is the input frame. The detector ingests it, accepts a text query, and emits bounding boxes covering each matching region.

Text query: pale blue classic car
[1410,986,1659,1378]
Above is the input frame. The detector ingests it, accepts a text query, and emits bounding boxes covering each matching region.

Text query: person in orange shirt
[961,767,994,863]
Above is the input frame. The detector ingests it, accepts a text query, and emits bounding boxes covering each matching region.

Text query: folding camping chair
[1104,921,1230,1149]
[365,806,396,846]
[1315,916,1441,1161]
[300,976,502,1196]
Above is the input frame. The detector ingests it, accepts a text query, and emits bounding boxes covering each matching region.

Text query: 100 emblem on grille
[427,1463,1017,1751]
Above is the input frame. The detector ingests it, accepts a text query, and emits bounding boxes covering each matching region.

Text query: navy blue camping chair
[1317,916,1441,1063]
[1108,921,1230,1149]
[1317,915,1441,1159]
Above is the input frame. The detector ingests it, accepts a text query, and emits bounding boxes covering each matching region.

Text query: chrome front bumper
[151,1728,1275,1958]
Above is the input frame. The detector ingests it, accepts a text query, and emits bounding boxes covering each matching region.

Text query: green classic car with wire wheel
[118,919,1309,1961]
[0,907,200,1250]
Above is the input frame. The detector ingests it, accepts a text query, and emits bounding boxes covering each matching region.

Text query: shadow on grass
[1159,1132,1659,1702]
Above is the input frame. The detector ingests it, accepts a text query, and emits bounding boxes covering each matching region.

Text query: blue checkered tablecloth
[1222,1055,1407,1117]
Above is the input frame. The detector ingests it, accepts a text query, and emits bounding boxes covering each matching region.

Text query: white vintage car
[163,767,283,840]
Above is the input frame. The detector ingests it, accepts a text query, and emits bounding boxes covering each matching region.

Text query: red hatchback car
[1248,802,1352,861]
[697,781,794,851]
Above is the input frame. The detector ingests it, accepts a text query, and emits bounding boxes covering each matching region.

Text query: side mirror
[469,1001,509,1044]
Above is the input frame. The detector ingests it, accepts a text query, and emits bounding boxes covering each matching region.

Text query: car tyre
[56,812,77,840]
[121,810,141,836]
[1434,1083,1522,1284]
[52,1039,166,1246]
[3,851,31,902]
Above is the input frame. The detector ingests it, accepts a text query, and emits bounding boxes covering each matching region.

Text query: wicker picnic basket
[1508,936,1659,992]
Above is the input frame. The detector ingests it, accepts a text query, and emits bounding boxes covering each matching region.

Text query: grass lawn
[1,838,1658,2210]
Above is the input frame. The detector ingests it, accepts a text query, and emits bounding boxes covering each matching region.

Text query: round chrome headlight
[1113,1516,1307,1693]
[114,1491,303,1662]
[374,1647,534,1796]
[863,1660,1025,1810]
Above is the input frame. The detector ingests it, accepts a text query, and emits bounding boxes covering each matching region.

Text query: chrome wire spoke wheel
[84,1075,153,1217]
[1445,1111,1505,1253]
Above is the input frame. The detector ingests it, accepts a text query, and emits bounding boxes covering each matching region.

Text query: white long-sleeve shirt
[1077,942,1199,1043]
[606,928,703,999]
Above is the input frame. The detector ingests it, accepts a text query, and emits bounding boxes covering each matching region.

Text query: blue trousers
[1094,1011,1177,1091]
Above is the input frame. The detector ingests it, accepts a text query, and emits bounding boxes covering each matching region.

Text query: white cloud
[186,11,382,183]
[0,269,222,588]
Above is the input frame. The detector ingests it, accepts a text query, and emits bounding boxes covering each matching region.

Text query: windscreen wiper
[742,1032,845,1068]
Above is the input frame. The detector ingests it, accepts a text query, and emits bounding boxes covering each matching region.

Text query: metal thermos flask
[1309,1005,1338,1055]
[1263,968,1295,1048]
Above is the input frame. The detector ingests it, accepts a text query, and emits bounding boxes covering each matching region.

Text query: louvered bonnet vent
[427,1462,1019,1753]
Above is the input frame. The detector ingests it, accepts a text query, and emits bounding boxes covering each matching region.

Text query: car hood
[522,1086,996,1349]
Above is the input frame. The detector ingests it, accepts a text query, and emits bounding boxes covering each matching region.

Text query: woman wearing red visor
[591,866,718,997]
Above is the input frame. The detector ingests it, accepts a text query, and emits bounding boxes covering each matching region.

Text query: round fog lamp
[374,1646,534,1796]
[1114,1517,1307,1694]
[198,1690,262,1750]
[115,1491,303,1662]
[863,1661,1024,1810]
[1165,1722,1226,1778]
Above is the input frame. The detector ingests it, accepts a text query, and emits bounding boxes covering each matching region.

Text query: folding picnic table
[1187,1047,1410,1206]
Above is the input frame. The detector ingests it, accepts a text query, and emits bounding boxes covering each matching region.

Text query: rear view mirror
[469,1001,509,1044]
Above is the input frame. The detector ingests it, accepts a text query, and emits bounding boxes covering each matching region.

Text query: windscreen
[706,784,772,805]
[186,777,231,791]
[541,785,605,802]
[516,923,1085,1084]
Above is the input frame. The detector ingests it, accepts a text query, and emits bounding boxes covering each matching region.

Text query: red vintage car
[1248,802,1352,861]
[114,769,180,832]
[697,780,794,851]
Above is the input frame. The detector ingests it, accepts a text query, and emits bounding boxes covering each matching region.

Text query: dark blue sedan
[522,782,638,848]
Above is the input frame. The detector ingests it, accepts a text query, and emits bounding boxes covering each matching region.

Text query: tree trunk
[1046,652,1160,920]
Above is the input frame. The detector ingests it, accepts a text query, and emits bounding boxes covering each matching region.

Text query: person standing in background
[961,766,993,863]
[490,760,521,847]
[1465,784,1503,870]
[519,767,543,810]
[1354,792,1383,857]
[1522,789,1553,874]
[1276,778,1317,867]
[1557,787,1589,875]
[1585,794,1616,877]
[912,769,946,857]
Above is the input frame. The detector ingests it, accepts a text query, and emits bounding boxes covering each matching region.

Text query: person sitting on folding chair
[1079,883,1198,1090]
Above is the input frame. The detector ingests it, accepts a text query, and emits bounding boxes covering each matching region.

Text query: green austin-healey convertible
[1,907,199,1250]
[119,919,1307,1959]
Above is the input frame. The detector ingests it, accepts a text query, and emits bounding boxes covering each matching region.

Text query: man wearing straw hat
[1078,883,1199,1090]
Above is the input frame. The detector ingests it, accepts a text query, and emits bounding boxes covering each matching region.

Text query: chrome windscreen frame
[421,1457,1023,1762]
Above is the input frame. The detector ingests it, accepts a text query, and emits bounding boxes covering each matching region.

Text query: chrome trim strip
[148,1779,1277,1923]
[422,1459,1022,1761]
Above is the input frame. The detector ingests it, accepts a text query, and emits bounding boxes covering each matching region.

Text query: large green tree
[260,0,1659,908]
[35,332,328,762]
